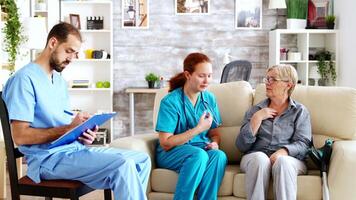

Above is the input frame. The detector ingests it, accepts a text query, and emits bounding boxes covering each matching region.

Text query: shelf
[80,29,111,33]
[34,10,48,13]
[72,59,111,62]
[280,60,308,64]
[308,60,335,63]
[272,29,338,34]
[61,1,112,5]
[68,88,111,92]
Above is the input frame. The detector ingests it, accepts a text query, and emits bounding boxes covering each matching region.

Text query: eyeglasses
[263,76,289,84]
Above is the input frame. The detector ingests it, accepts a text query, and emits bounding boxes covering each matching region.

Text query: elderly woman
[236,64,312,200]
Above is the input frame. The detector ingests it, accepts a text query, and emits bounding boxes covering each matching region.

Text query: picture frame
[122,0,149,29]
[69,14,81,29]
[175,0,210,15]
[307,0,330,29]
[235,0,262,29]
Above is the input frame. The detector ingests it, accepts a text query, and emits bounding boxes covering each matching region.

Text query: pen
[64,110,74,116]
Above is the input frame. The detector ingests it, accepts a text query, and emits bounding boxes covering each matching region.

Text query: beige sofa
[111,81,356,200]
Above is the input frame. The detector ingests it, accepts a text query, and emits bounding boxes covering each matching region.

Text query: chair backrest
[220,60,252,83]
[0,92,23,193]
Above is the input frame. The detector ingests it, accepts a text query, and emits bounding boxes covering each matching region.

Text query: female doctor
[155,52,227,200]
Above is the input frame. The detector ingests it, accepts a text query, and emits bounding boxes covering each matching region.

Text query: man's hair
[46,22,82,46]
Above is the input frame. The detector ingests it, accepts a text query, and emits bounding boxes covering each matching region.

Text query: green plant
[325,15,336,24]
[315,50,336,83]
[1,0,26,74]
[145,73,159,82]
[286,0,308,19]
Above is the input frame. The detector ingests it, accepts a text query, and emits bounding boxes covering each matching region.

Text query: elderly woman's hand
[254,108,277,120]
[270,148,289,165]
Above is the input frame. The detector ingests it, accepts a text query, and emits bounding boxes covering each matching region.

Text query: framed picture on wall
[307,0,330,28]
[235,0,262,29]
[69,14,81,29]
[122,0,149,28]
[175,0,210,15]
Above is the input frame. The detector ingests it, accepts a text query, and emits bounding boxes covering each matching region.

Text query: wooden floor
[4,164,110,200]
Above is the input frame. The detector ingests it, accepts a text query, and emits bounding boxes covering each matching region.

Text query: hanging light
[127,5,136,20]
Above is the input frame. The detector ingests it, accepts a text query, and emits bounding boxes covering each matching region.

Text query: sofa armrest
[328,140,356,199]
[110,133,158,168]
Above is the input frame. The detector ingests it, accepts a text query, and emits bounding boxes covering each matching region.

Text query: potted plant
[145,73,159,88]
[1,0,25,75]
[325,15,336,29]
[315,50,336,86]
[286,0,308,29]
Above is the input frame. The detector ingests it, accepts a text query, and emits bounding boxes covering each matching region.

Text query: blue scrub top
[2,63,84,183]
[155,87,222,147]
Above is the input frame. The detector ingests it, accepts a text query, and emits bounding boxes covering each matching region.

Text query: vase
[147,81,155,88]
[287,19,307,29]
[318,79,335,86]
[326,22,335,29]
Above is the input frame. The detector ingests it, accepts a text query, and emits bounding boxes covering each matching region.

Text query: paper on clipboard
[48,112,117,149]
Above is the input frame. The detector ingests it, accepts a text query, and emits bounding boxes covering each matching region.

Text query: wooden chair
[0,92,112,200]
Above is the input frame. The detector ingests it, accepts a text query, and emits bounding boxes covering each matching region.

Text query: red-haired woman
[155,52,227,200]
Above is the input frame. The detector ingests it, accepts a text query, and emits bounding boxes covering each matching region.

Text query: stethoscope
[181,90,220,130]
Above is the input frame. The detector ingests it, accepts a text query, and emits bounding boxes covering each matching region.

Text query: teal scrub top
[155,87,222,146]
[2,62,84,183]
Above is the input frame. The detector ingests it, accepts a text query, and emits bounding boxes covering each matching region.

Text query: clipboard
[48,112,117,149]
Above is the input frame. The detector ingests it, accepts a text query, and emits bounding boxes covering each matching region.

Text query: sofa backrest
[153,81,254,163]
[254,84,356,147]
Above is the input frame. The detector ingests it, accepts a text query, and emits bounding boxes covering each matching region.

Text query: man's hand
[78,125,98,145]
[69,112,90,129]
[205,141,219,150]
[269,148,289,165]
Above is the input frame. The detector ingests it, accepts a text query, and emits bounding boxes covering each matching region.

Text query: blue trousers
[39,147,151,200]
[156,144,227,200]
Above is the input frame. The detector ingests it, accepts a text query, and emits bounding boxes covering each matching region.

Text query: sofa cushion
[254,84,356,140]
[151,165,240,196]
[208,81,253,128]
[151,165,322,199]
[233,172,322,200]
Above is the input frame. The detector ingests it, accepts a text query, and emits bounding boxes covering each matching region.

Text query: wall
[112,0,285,138]
[335,0,356,88]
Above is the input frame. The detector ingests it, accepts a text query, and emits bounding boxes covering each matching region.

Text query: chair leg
[45,197,53,200]
[104,189,112,200]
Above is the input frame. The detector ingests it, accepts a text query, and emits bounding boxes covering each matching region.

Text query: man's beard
[49,52,70,73]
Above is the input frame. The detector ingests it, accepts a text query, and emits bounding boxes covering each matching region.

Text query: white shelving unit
[59,0,114,143]
[269,29,338,86]
[30,0,59,30]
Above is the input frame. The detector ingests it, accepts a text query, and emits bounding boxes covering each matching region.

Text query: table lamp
[269,0,287,29]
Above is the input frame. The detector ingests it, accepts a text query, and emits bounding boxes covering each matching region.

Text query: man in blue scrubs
[2,22,150,200]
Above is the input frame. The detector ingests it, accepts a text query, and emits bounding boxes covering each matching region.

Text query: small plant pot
[326,22,335,29]
[318,79,335,86]
[147,81,155,88]
[287,19,307,29]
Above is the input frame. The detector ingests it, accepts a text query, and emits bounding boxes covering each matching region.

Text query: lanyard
[181,90,220,130]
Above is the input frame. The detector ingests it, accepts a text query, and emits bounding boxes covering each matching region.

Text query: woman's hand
[254,108,277,121]
[269,148,289,165]
[196,112,213,133]
[78,125,98,145]
[205,141,219,150]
